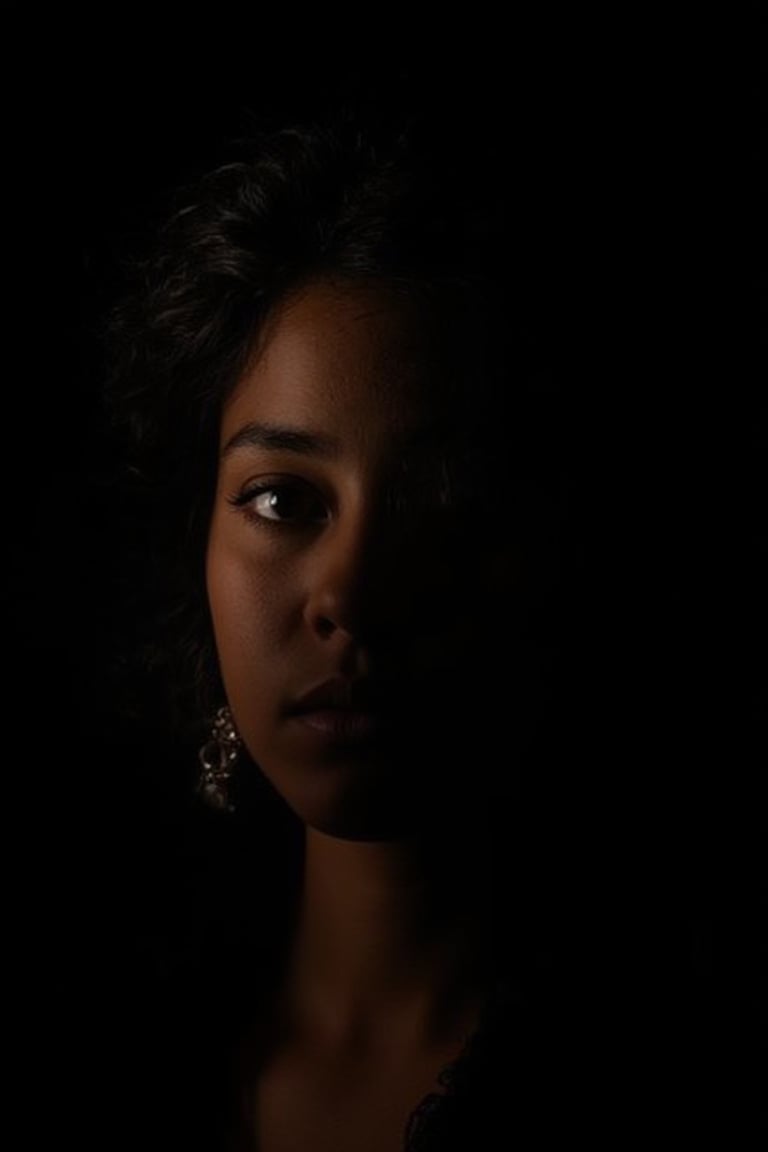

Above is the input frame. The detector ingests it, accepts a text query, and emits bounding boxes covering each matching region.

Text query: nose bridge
[306,494,391,638]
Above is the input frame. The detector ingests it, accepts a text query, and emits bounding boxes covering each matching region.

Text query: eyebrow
[221,421,341,460]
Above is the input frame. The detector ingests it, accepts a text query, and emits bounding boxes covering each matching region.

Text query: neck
[280,818,494,1048]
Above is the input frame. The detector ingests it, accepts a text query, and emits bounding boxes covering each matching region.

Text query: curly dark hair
[101,108,571,756]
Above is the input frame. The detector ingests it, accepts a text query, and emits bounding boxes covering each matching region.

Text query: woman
[97,109,692,1150]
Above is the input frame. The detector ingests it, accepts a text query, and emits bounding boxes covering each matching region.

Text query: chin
[303,806,418,843]
[271,765,429,842]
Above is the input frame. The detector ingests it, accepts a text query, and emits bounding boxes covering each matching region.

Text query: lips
[286,678,383,743]
[289,678,380,713]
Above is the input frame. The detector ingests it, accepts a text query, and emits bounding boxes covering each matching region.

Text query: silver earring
[197,705,242,813]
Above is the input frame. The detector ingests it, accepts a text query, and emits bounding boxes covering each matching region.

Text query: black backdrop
[4,14,718,857]
[4,7,723,1139]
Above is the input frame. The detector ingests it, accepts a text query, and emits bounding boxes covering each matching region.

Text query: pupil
[271,490,293,517]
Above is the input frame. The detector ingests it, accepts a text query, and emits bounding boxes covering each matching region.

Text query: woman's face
[206,279,519,838]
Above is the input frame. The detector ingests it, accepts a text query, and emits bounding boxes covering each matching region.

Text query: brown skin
[206,280,512,1150]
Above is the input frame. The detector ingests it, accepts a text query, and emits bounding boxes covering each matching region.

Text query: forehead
[222,280,447,445]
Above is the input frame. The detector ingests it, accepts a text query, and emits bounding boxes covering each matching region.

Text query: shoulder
[84,826,285,1150]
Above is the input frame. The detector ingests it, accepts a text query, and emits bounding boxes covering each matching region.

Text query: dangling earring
[197,705,242,813]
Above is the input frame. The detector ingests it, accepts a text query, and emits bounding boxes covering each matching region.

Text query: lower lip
[291,709,381,742]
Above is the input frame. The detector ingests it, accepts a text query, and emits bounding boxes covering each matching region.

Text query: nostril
[315,615,336,638]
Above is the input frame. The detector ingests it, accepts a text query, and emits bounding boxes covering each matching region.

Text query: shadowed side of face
[205,278,522,840]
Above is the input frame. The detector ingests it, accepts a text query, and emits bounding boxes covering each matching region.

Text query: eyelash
[228,478,330,528]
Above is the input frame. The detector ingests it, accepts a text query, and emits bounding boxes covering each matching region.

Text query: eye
[391,451,462,519]
[230,478,329,526]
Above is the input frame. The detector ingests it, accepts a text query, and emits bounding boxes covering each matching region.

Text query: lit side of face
[206,279,519,839]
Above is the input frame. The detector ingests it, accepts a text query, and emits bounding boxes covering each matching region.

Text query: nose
[303,509,398,644]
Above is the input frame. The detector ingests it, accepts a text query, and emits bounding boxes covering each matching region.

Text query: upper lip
[287,678,380,715]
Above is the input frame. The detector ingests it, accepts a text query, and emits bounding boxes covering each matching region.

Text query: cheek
[205,525,292,697]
